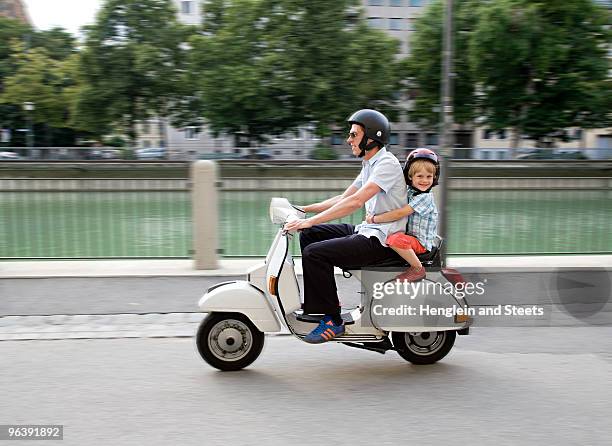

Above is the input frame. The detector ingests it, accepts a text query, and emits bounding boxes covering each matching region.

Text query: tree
[405,0,611,152]
[0,16,30,85]
[0,18,80,147]
[75,0,192,143]
[31,27,76,61]
[188,0,402,144]
[0,19,75,90]
[469,0,611,150]
[404,0,480,128]
[0,43,83,146]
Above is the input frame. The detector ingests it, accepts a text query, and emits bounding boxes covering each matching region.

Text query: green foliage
[0,43,82,145]
[405,0,480,127]
[1,46,67,127]
[406,0,612,145]
[103,135,127,147]
[0,16,30,86]
[75,0,193,142]
[469,0,611,144]
[310,144,339,160]
[0,18,81,146]
[189,0,402,142]
[31,27,76,61]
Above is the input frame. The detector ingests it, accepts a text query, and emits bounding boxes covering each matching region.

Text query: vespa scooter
[195,198,471,371]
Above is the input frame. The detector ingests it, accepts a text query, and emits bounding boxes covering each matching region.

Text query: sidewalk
[1,255,610,278]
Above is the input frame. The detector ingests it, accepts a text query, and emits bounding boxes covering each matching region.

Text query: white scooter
[196,198,472,371]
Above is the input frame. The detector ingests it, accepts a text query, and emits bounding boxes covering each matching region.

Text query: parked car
[242,150,273,160]
[198,153,244,160]
[0,151,20,160]
[101,149,122,160]
[517,149,588,160]
[136,147,166,160]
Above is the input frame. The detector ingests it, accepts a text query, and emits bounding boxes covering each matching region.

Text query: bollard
[191,160,219,269]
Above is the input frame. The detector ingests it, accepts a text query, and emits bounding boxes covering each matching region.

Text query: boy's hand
[366,213,375,224]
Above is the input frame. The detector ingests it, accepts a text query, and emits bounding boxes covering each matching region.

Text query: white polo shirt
[351,147,408,247]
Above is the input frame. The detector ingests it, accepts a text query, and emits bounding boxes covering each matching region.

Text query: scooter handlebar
[270,197,306,225]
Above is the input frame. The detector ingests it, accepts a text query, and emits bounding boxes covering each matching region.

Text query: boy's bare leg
[390,247,426,281]
[391,247,422,269]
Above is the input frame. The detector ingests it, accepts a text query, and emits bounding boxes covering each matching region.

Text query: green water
[1,190,610,258]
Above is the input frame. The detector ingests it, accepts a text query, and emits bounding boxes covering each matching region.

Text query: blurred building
[0,0,31,24]
[136,0,611,160]
[175,0,201,25]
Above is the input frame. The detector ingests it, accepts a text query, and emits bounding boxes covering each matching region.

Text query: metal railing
[1,168,610,259]
[446,177,611,255]
[0,179,191,258]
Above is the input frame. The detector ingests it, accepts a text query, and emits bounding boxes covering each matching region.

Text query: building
[175,0,201,25]
[0,0,31,24]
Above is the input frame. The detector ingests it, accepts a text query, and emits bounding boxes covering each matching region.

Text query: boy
[366,148,439,281]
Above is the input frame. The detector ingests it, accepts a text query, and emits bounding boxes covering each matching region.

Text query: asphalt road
[1,272,611,445]
[2,329,611,446]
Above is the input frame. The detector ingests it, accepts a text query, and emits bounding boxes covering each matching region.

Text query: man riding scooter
[283,109,409,344]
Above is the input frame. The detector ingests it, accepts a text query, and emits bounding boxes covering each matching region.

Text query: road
[1,272,611,445]
[1,329,611,446]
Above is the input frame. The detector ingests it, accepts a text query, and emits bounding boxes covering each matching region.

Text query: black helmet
[404,148,440,191]
[347,109,390,157]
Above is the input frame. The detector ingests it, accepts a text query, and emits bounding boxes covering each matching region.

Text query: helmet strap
[358,138,380,158]
[408,183,436,195]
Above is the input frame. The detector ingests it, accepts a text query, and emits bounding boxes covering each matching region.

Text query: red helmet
[404,148,440,188]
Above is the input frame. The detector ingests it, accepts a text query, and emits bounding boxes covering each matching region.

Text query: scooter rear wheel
[196,312,265,371]
[392,330,456,365]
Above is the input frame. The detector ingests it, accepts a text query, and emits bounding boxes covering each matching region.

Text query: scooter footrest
[294,309,357,325]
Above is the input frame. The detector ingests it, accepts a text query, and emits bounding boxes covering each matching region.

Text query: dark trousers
[299,224,400,315]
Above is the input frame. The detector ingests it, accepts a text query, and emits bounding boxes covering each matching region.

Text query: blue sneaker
[303,316,345,344]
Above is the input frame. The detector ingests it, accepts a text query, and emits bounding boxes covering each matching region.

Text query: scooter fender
[198,281,281,333]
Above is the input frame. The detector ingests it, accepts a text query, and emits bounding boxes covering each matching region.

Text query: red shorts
[386,233,427,254]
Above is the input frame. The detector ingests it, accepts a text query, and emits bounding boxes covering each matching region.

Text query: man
[283,109,408,344]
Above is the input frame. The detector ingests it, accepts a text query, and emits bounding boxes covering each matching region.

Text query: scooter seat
[342,237,443,271]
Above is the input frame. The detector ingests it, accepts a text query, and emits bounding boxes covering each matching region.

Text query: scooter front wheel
[392,330,456,365]
[196,312,265,371]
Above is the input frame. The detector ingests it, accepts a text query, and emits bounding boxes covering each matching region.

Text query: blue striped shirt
[405,188,438,251]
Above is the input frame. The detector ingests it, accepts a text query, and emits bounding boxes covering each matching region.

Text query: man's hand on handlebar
[283,218,315,233]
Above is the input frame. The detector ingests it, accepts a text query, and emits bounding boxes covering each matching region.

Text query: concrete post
[191,160,219,269]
